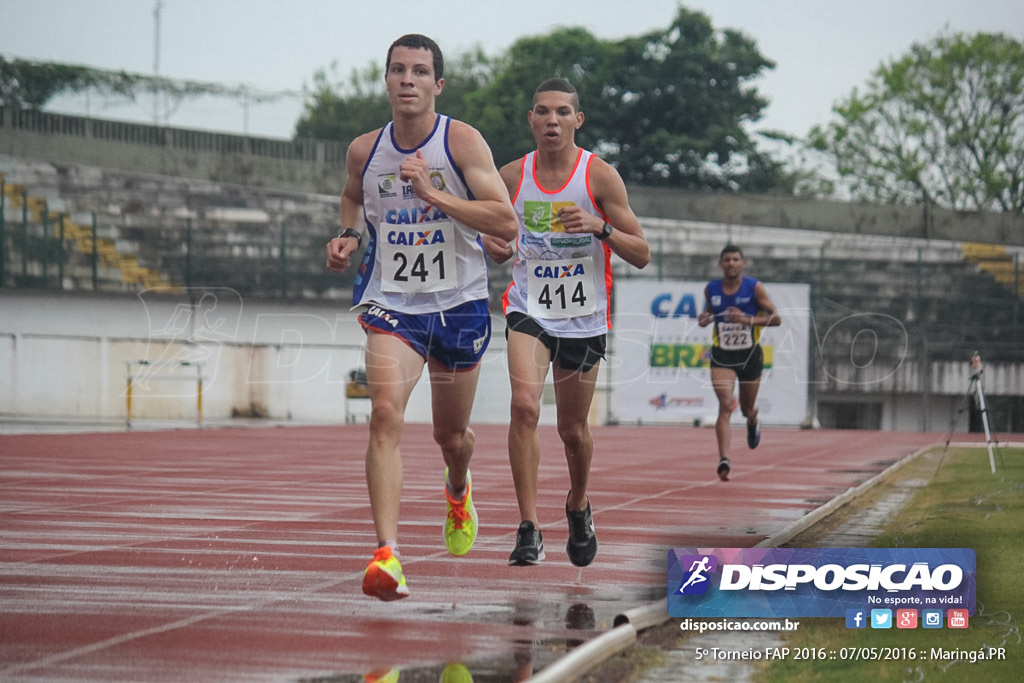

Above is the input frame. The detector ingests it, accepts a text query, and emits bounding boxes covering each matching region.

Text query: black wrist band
[597,222,613,240]
[337,228,362,246]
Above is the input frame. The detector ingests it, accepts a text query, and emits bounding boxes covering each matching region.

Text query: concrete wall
[4,291,1022,431]
[0,290,572,427]
[628,188,1024,247]
[0,107,346,195]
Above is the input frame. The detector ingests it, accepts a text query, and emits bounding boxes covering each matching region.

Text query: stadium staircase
[0,156,347,299]
[2,154,1021,365]
[962,242,1023,299]
[2,167,176,291]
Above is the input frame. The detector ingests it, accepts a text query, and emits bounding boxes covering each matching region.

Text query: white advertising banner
[609,280,811,425]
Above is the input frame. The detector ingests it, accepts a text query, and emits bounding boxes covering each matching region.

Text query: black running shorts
[505,311,606,373]
[709,345,764,382]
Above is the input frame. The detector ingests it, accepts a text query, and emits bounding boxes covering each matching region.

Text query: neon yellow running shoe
[361,546,409,601]
[439,662,473,682]
[443,468,478,556]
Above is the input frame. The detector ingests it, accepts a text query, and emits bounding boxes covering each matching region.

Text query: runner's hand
[326,236,358,272]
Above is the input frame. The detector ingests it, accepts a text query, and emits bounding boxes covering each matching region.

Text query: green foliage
[0,56,133,108]
[0,55,296,125]
[809,32,1024,214]
[292,47,498,143]
[4,6,787,192]
[595,11,776,189]
[437,46,497,126]
[293,62,391,142]
[463,27,612,167]
[294,7,784,192]
[466,9,780,188]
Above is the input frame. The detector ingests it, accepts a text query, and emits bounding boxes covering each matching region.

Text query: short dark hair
[720,244,744,259]
[534,77,579,110]
[386,34,444,81]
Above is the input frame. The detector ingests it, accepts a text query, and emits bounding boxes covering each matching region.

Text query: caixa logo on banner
[667,548,976,618]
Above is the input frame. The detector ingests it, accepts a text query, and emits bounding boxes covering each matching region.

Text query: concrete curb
[526,442,942,682]
[528,625,637,683]
[755,441,938,549]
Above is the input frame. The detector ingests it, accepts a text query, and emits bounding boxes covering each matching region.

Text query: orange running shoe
[361,546,409,601]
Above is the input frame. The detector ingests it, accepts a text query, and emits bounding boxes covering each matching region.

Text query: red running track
[0,424,943,681]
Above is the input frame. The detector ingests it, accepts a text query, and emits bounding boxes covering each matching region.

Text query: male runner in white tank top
[484,78,650,567]
[326,34,516,601]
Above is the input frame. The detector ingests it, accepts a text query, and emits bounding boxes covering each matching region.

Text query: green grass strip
[767,447,1023,682]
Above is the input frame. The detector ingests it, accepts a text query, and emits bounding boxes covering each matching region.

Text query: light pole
[153,0,163,125]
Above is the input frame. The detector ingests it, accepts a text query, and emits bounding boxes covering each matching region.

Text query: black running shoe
[565,499,598,567]
[509,520,545,565]
[717,458,731,481]
[565,603,596,648]
[747,420,761,449]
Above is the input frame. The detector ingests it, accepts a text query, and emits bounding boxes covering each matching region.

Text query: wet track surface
[0,424,942,681]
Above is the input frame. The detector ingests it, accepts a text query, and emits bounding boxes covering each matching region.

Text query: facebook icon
[845,609,867,629]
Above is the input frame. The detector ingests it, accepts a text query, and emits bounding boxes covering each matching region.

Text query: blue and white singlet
[353,114,489,313]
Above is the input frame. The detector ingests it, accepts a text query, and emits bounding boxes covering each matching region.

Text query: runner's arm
[752,282,781,327]
[698,287,714,327]
[327,133,374,272]
[409,121,518,241]
[481,159,526,264]
[585,158,650,269]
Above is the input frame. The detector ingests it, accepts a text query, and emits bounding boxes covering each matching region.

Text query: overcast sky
[2,0,1022,141]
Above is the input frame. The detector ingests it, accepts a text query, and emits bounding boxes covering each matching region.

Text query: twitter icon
[871,609,893,629]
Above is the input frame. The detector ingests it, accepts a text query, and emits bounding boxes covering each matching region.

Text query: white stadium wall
[2,290,1021,431]
[0,291,525,426]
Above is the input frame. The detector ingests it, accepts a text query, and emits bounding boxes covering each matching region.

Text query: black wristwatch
[597,222,613,240]
[337,228,363,247]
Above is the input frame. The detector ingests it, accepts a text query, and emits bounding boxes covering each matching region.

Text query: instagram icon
[922,609,943,628]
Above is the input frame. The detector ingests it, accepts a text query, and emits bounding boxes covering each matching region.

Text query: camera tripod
[944,354,998,473]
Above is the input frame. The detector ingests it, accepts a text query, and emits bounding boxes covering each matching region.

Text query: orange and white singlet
[502,149,613,337]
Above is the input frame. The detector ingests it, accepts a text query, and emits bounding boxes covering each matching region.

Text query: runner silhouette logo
[676,554,718,595]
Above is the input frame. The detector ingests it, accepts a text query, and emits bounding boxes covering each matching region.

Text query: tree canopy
[293,46,496,143]
[809,31,1024,214]
[295,7,785,192]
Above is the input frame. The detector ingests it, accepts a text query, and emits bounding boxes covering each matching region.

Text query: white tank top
[353,115,489,312]
[502,149,612,337]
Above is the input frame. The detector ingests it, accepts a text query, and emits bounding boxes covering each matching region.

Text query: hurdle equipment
[125,359,204,428]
